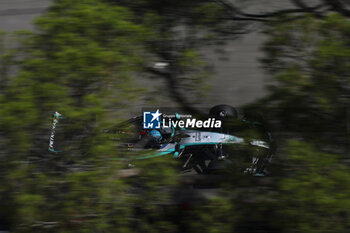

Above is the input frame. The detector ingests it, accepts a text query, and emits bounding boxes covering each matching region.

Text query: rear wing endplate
[48,112,64,153]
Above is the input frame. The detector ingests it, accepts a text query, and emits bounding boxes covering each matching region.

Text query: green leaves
[0,0,153,231]
[277,140,350,233]
[261,14,350,144]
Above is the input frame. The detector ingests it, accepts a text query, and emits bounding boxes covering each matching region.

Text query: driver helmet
[149,129,162,142]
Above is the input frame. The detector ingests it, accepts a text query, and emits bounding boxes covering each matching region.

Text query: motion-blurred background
[0,0,349,232]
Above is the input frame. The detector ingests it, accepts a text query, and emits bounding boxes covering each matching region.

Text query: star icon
[151,109,162,122]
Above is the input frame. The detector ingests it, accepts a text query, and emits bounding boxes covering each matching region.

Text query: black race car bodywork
[103,105,275,175]
[49,105,275,175]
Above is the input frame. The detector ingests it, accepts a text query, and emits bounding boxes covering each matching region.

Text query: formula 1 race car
[49,105,275,176]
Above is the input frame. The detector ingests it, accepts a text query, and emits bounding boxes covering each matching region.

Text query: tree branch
[323,0,350,17]
[214,0,327,22]
[215,0,324,18]
[291,0,326,17]
[145,66,202,114]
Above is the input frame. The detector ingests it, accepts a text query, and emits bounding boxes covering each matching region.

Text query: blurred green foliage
[109,0,242,109]
[276,140,350,233]
[0,0,178,232]
[0,0,350,232]
[239,13,350,233]
[260,13,350,148]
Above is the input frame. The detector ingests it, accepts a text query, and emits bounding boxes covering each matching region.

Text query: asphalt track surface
[0,0,50,31]
[0,0,272,108]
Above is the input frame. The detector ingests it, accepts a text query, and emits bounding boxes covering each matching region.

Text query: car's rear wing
[48,112,64,153]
